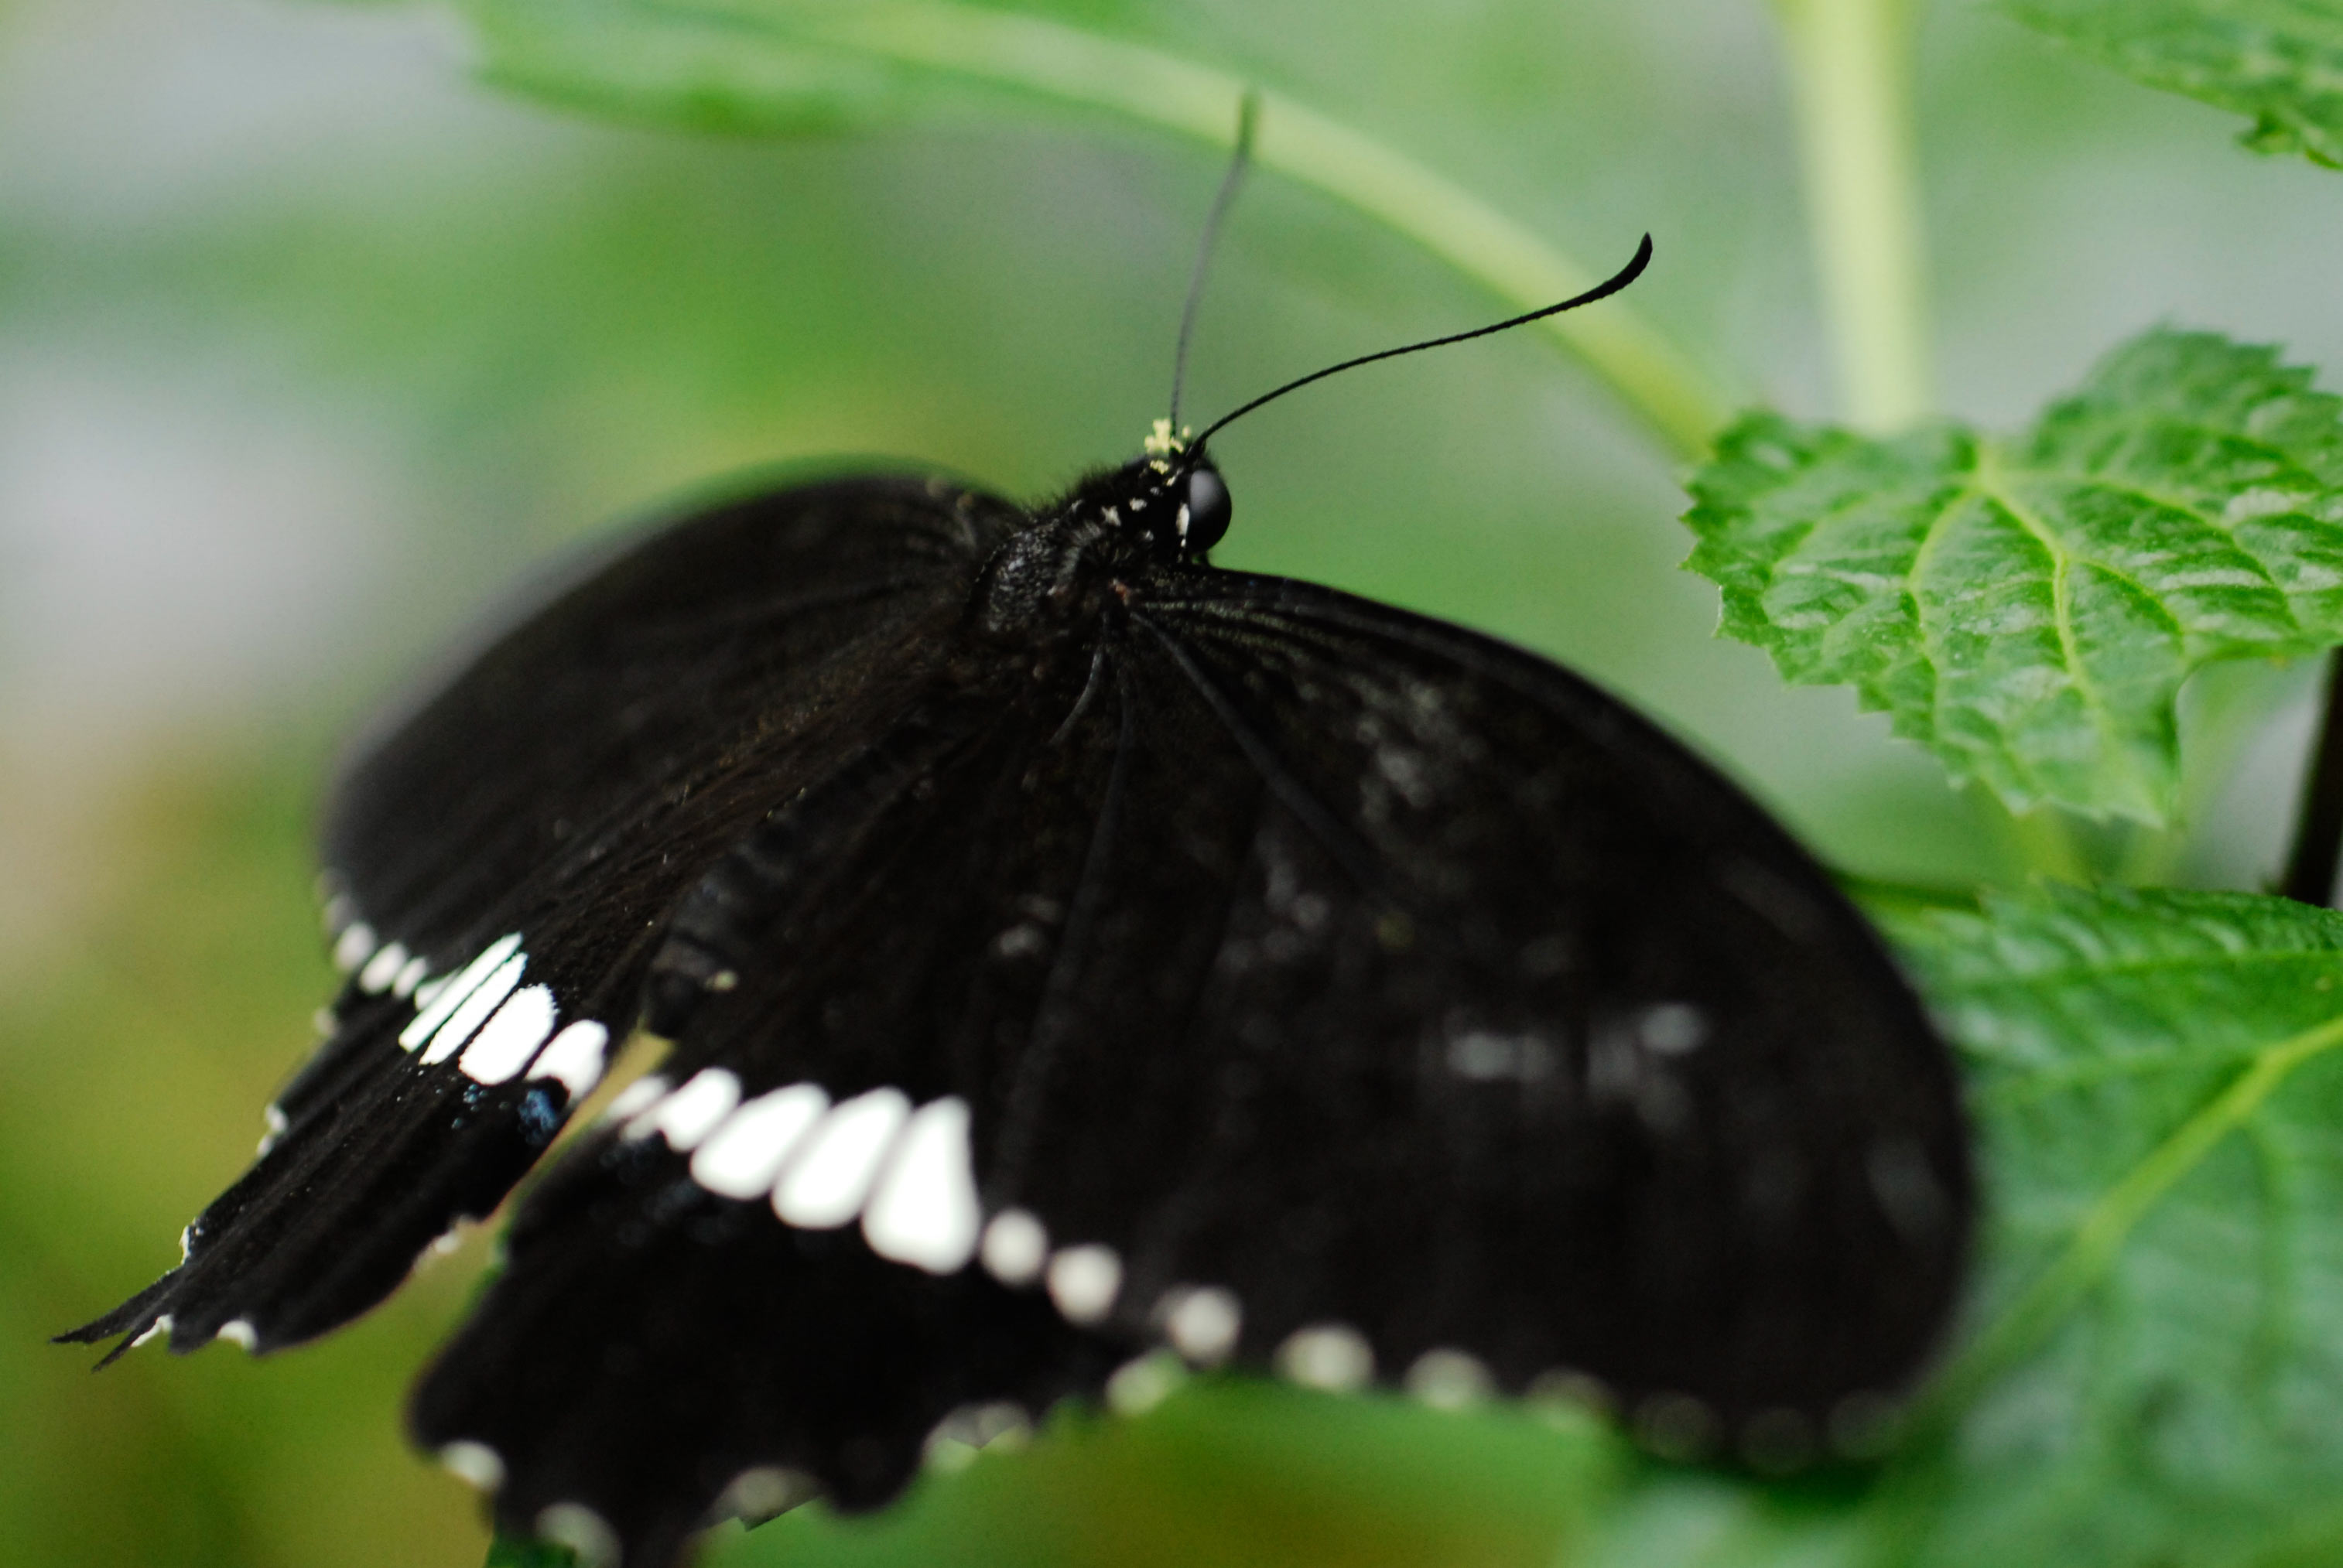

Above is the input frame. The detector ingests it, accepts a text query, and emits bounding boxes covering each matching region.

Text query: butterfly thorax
[968,450,1229,651]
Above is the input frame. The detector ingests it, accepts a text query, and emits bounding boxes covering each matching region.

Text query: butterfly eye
[1178,466,1231,552]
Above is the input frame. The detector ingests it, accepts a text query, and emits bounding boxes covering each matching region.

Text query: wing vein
[987,637,1136,1201]
[1129,610,1397,906]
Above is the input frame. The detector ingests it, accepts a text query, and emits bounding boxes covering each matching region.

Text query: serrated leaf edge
[1688,331,2343,822]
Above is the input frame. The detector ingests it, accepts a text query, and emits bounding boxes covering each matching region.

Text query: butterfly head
[1064,422,1233,563]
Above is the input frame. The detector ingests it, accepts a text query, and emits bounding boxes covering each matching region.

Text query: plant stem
[1770,0,1933,430]
[1999,799,2092,884]
[2282,649,2343,905]
[675,0,1736,458]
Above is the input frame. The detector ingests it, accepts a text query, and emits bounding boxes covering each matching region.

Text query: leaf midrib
[1924,1008,2343,1419]
[1963,444,2165,801]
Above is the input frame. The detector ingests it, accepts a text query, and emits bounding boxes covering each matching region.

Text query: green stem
[1978,791,2092,883]
[666,0,1735,458]
[1770,0,1933,430]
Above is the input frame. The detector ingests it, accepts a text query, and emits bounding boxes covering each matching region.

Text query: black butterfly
[63,206,1969,1565]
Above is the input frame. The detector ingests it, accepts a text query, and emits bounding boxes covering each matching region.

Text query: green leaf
[1873,884,2343,1568]
[2005,0,2343,169]
[707,1376,1627,1567]
[486,1533,579,1568]
[1685,329,2343,822]
[433,0,1728,458]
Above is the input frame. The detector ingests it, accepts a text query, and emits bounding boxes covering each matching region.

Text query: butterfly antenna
[1192,232,1655,449]
[1168,92,1260,434]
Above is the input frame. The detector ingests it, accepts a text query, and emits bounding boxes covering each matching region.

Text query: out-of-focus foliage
[721,1378,1626,1568]
[1688,330,2343,823]
[1,760,495,1567]
[490,1532,591,1567]
[469,0,916,136]
[458,0,1729,456]
[2007,0,2343,168]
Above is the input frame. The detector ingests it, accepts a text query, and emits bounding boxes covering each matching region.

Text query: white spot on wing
[332,921,376,972]
[1638,1002,1708,1054]
[535,1502,618,1567]
[358,941,409,994]
[420,953,527,1065]
[217,1319,258,1351]
[1107,1351,1185,1415]
[980,1209,1048,1286]
[1527,1368,1614,1417]
[459,985,558,1085]
[605,1074,669,1122]
[132,1313,173,1349]
[1045,1244,1122,1324]
[691,1083,829,1198]
[526,1021,610,1101]
[392,955,429,998]
[714,1465,812,1525]
[440,1440,505,1491]
[1406,1348,1493,1409]
[1446,1029,1557,1082]
[398,934,522,1050]
[1828,1390,1898,1457]
[634,1068,743,1152]
[1277,1324,1373,1390]
[861,1096,980,1273]
[924,1401,1031,1473]
[991,924,1047,960]
[772,1088,912,1228]
[1161,1286,1242,1365]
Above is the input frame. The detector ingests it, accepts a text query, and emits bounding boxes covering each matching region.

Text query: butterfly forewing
[322,472,1014,962]
[60,474,1011,1359]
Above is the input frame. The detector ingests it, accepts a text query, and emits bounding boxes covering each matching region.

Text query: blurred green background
[9,1,2343,1564]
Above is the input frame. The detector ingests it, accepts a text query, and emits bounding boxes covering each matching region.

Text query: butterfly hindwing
[61,474,1014,1359]
[411,1129,1123,1568]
